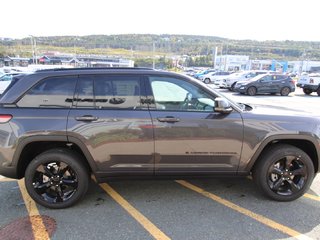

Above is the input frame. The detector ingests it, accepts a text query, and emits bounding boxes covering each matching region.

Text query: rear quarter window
[17,76,77,108]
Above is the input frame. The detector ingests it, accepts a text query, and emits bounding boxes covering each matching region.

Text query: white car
[0,72,29,94]
[215,70,273,90]
[201,71,230,84]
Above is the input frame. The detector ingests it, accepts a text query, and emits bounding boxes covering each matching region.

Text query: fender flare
[12,135,98,174]
[242,134,320,173]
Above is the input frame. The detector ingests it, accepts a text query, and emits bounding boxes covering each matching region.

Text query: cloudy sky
[1,0,319,41]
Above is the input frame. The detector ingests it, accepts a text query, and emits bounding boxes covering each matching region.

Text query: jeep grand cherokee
[0,68,319,208]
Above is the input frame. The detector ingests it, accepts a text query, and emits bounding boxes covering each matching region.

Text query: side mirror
[215,97,233,113]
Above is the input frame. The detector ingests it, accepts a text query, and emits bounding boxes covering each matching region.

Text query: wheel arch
[247,137,319,174]
[14,136,97,178]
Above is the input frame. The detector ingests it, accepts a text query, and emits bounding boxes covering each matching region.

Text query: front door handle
[157,117,180,123]
[75,115,99,121]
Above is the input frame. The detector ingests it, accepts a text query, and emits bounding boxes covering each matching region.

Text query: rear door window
[74,75,142,110]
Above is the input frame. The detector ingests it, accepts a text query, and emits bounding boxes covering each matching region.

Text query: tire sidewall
[25,149,89,209]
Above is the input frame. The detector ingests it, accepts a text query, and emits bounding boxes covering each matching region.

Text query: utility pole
[213,46,218,69]
[29,35,37,64]
[29,35,35,64]
[152,41,155,69]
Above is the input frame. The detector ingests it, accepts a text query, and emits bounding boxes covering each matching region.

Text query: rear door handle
[75,115,99,121]
[157,117,180,123]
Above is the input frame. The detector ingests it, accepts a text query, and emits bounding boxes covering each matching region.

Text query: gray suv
[0,68,319,208]
[234,73,295,96]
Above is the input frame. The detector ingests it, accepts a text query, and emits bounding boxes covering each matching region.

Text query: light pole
[29,35,37,65]
[152,41,155,69]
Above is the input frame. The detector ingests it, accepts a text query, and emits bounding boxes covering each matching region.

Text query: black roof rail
[35,67,154,72]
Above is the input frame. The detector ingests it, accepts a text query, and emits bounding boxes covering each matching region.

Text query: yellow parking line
[176,180,312,240]
[246,176,320,202]
[0,177,17,182]
[304,193,320,202]
[99,183,170,240]
[18,180,50,240]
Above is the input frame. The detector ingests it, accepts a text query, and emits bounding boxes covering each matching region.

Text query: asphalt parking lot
[0,86,319,240]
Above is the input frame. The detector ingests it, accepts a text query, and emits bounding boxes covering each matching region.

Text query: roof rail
[35,67,154,72]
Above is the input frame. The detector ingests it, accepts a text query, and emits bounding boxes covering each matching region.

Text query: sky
[1,0,320,41]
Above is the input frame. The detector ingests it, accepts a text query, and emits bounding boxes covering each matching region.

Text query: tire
[317,88,320,96]
[230,82,236,91]
[247,86,257,96]
[280,87,290,96]
[253,144,314,201]
[25,148,89,209]
[303,88,312,95]
[204,78,211,84]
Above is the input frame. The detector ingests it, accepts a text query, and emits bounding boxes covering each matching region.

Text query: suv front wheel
[253,144,314,201]
[25,149,89,209]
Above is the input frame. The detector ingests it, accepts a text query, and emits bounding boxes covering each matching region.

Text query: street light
[29,35,37,64]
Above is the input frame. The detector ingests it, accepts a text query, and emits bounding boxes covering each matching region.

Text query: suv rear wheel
[280,87,290,96]
[25,149,89,209]
[253,144,314,201]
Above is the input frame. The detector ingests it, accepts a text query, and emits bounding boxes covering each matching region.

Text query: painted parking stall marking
[18,179,51,240]
[303,193,320,202]
[99,182,171,240]
[176,180,312,240]
[0,177,16,182]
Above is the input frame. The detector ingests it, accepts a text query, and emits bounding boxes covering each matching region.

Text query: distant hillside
[1,34,320,60]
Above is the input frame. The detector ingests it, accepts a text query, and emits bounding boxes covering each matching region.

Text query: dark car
[0,68,319,208]
[234,73,295,96]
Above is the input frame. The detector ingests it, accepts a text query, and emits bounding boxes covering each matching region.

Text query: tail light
[0,114,12,123]
[310,78,314,84]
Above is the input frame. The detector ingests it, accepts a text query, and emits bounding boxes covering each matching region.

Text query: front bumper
[297,83,319,91]
[234,87,247,93]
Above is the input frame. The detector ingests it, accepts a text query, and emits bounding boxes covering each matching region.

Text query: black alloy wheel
[253,144,314,201]
[25,149,89,209]
[247,86,257,96]
[267,156,307,196]
[280,87,291,96]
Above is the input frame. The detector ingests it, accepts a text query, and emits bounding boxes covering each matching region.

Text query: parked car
[0,72,29,94]
[215,70,272,90]
[296,73,320,96]
[0,68,319,208]
[201,71,230,84]
[234,74,295,96]
[194,69,216,79]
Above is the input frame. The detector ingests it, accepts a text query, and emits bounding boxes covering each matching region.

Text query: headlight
[240,87,245,89]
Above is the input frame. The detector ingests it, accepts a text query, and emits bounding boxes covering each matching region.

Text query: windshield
[248,74,267,82]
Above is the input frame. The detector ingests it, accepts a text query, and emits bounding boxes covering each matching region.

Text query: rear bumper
[0,165,18,179]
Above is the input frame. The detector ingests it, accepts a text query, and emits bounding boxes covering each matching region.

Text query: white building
[214,55,249,71]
